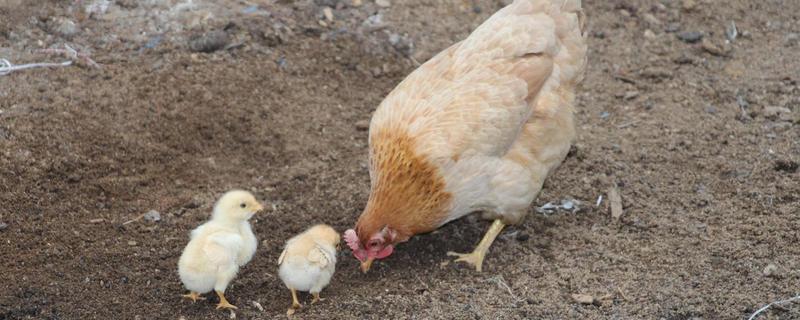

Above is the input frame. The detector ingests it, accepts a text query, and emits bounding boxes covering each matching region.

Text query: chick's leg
[215,290,237,310]
[447,219,506,272]
[290,288,301,309]
[286,288,302,316]
[214,266,238,310]
[181,292,206,302]
[311,292,324,304]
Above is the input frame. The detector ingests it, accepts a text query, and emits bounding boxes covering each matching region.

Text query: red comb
[343,229,361,251]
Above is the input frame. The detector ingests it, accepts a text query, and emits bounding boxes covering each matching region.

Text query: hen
[345,0,587,272]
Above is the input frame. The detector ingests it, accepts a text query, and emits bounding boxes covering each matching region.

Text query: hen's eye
[240,203,247,208]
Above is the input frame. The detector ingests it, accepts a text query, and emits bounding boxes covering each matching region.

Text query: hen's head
[344,226,398,273]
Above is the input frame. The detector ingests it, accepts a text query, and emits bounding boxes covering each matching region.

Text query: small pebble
[763,264,779,277]
[677,31,703,43]
[188,30,230,53]
[774,160,798,173]
[351,0,363,6]
[705,105,717,114]
[375,0,391,7]
[322,7,334,21]
[701,39,731,57]
[762,106,791,120]
[516,233,529,242]
[681,0,697,11]
[572,294,595,305]
[52,17,78,38]
[128,241,138,246]
[0,222,7,231]
[665,23,681,33]
[644,29,656,40]
[643,14,661,26]
[144,210,161,223]
[355,120,370,131]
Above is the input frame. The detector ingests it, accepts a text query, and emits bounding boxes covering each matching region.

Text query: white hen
[178,190,264,310]
[278,224,340,314]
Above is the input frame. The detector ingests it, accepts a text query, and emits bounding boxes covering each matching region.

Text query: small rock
[599,111,611,119]
[619,9,630,17]
[763,264,779,277]
[67,173,82,183]
[726,21,738,41]
[762,106,791,120]
[143,210,161,223]
[572,294,595,305]
[665,23,681,33]
[52,17,78,38]
[786,33,800,46]
[322,7,334,21]
[681,0,697,11]
[592,31,606,39]
[705,105,717,114]
[516,233,529,242]
[351,0,363,6]
[677,31,703,43]
[0,222,7,231]
[375,0,391,7]
[701,39,731,57]
[640,67,673,80]
[128,240,138,246]
[388,33,414,56]
[355,120,370,131]
[188,30,230,53]
[623,91,639,100]
[643,29,656,40]
[774,160,798,173]
[643,14,661,26]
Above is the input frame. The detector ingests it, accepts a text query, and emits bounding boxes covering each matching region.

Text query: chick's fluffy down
[179,222,257,293]
[278,225,339,294]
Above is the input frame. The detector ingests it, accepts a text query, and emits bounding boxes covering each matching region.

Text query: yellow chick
[178,190,264,310]
[278,224,340,314]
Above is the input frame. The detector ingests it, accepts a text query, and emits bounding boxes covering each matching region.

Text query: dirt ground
[1,0,798,319]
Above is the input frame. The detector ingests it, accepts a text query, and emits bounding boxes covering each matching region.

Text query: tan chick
[178,190,264,310]
[278,224,340,315]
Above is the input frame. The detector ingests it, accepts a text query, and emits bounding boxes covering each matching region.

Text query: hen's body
[352,0,587,272]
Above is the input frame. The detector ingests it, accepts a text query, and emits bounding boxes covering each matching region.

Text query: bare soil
[1,0,798,319]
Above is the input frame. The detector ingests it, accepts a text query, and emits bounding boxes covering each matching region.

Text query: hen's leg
[447,219,506,272]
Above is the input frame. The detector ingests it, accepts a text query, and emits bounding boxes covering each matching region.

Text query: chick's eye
[240,203,246,208]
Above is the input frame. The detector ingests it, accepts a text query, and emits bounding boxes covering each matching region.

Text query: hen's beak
[360,257,374,273]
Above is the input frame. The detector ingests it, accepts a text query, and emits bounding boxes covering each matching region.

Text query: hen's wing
[203,233,243,267]
[370,0,585,161]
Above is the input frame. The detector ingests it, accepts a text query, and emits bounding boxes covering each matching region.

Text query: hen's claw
[447,219,506,273]
[447,251,486,272]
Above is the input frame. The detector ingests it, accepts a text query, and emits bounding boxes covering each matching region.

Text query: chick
[278,224,340,314]
[178,190,264,310]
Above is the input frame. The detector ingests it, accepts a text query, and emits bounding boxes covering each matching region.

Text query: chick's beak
[360,257,374,273]
[253,203,265,213]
